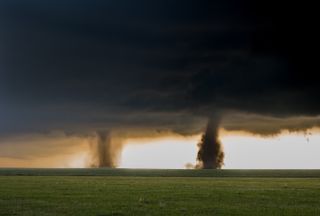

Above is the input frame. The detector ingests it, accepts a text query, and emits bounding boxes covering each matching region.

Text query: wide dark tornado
[197,117,224,169]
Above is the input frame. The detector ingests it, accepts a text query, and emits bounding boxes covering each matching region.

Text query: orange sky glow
[0,128,319,169]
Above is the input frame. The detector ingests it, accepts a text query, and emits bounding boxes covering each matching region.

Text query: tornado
[196,117,224,169]
[89,131,121,168]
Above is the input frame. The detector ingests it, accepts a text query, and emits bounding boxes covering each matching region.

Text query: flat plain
[0,169,320,216]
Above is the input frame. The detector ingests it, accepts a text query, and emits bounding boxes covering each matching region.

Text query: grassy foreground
[0,169,320,216]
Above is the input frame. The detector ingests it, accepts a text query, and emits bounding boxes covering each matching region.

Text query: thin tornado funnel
[90,131,118,168]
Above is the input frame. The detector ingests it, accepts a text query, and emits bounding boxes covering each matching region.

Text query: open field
[0,169,320,216]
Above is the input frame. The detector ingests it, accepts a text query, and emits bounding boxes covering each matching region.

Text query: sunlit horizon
[1,130,319,169]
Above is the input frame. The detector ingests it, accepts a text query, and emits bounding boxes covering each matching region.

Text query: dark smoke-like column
[90,131,119,168]
[96,131,113,167]
[197,117,224,169]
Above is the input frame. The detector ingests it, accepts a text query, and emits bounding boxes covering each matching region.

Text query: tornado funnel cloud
[89,131,120,168]
[197,117,224,169]
[96,131,113,167]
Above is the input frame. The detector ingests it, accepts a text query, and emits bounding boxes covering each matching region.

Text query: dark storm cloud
[0,0,319,137]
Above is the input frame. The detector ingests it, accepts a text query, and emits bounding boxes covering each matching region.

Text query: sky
[0,1,319,169]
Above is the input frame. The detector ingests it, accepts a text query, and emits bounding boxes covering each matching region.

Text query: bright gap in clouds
[119,136,199,169]
[118,130,320,169]
[222,131,320,169]
[1,130,319,169]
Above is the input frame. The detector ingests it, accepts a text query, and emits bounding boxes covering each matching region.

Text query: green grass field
[0,169,320,216]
